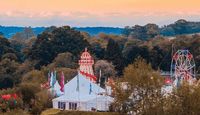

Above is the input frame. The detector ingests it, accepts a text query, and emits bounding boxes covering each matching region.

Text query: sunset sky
[0,0,200,27]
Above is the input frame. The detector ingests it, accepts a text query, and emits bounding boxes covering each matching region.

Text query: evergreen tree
[105,39,124,76]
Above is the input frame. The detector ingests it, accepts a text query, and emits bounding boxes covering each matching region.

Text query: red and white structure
[170,50,196,86]
[52,48,114,111]
[79,48,97,82]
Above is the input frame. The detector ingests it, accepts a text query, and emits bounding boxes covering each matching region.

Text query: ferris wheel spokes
[170,50,196,86]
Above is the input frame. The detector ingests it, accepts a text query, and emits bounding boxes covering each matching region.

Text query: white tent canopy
[52,73,114,111]
[54,80,64,96]
[64,72,105,95]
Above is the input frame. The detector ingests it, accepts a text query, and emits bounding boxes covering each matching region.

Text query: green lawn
[41,109,121,115]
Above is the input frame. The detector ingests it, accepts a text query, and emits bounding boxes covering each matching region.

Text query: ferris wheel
[170,50,196,87]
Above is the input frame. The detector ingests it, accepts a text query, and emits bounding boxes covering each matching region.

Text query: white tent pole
[99,69,101,86]
[77,70,80,111]
[96,69,101,111]
[105,75,108,111]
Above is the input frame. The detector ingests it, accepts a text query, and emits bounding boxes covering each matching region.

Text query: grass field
[41,109,121,115]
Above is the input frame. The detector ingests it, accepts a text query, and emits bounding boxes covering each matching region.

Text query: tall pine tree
[105,39,124,76]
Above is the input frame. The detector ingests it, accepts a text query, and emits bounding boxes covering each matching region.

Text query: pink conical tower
[78,48,97,82]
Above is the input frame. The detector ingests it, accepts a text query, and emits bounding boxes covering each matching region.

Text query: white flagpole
[99,69,101,86]
[96,69,101,111]
[77,70,80,111]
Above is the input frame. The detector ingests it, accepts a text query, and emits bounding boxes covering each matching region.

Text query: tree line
[0,25,200,114]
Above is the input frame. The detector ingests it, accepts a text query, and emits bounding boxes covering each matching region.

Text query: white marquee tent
[52,73,114,111]
[48,80,64,97]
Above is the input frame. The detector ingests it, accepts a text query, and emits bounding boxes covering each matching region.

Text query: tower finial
[85,47,87,52]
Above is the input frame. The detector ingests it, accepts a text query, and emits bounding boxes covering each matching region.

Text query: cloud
[0,10,200,27]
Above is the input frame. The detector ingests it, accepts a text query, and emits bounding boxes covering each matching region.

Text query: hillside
[0,26,123,38]
[74,27,123,35]
[0,26,45,38]
[1,19,200,39]
[123,19,200,40]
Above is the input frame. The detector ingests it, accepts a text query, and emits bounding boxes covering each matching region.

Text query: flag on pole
[89,83,92,94]
[60,72,65,92]
[53,70,57,86]
[48,71,51,85]
[50,70,57,88]
[99,69,101,86]
[76,72,80,92]
[50,71,54,88]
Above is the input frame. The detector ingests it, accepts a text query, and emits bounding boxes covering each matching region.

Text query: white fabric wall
[88,95,114,111]
[52,100,58,109]
[53,98,112,111]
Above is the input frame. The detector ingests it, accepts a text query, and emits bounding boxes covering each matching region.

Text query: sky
[0,0,200,27]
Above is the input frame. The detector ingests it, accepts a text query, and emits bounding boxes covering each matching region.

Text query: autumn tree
[94,60,116,87]
[0,58,20,88]
[113,58,164,114]
[47,52,77,69]
[19,70,51,114]
[158,83,200,115]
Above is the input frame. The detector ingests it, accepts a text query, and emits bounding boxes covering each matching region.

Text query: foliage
[27,26,90,69]
[94,60,116,87]
[123,19,200,40]
[105,39,124,75]
[123,24,159,40]
[0,88,23,113]
[47,52,77,69]
[11,27,35,40]
[0,109,29,115]
[0,36,18,60]
[0,58,20,88]
[1,24,200,114]
[1,53,18,61]
[113,58,200,115]
[123,45,149,66]
[31,90,52,115]
[113,58,164,114]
